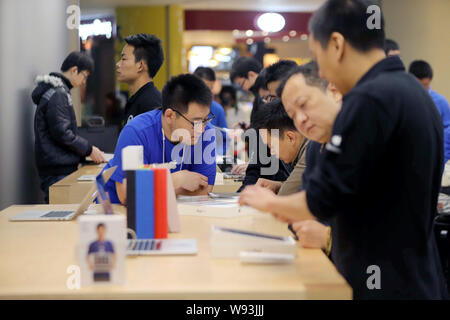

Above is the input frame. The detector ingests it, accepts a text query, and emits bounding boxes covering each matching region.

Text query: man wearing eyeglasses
[101,74,217,205]
[260,60,298,104]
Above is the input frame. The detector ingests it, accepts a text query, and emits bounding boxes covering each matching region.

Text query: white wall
[383,0,450,100]
[0,0,79,209]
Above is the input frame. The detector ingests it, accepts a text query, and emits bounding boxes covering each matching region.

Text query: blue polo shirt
[429,89,450,163]
[88,240,115,254]
[210,100,228,129]
[210,100,229,155]
[102,109,217,203]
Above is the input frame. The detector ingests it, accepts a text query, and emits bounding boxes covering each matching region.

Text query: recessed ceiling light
[257,13,286,33]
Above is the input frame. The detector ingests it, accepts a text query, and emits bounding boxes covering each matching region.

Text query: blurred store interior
[0,0,449,209]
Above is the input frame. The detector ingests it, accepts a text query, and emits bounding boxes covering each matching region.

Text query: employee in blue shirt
[102,74,217,205]
[409,60,450,163]
[193,67,228,155]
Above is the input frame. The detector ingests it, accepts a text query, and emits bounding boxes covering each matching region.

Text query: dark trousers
[39,175,67,203]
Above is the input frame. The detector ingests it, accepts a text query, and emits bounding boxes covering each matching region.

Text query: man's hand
[172,170,209,193]
[256,178,282,194]
[271,213,298,224]
[239,189,315,224]
[238,185,277,212]
[90,146,105,163]
[231,163,248,175]
[292,220,328,250]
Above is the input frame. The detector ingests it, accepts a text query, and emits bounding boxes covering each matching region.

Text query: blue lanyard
[162,128,185,171]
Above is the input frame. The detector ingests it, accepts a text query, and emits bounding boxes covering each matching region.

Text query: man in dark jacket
[117,33,164,126]
[32,51,105,203]
[240,0,448,299]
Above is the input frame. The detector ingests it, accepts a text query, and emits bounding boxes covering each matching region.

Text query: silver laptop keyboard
[42,211,73,218]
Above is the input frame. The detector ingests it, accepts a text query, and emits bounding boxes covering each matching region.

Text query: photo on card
[78,215,126,286]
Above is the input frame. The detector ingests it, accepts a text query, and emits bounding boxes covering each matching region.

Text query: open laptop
[9,166,117,221]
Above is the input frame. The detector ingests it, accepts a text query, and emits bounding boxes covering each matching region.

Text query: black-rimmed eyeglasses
[171,108,215,127]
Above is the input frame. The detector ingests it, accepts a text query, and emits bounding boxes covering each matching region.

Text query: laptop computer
[9,166,117,221]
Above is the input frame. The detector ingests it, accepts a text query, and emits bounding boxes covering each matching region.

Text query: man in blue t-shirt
[409,60,450,163]
[102,73,217,204]
[193,66,229,155]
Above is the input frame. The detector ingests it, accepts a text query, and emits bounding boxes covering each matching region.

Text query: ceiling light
[209,59,219,68]
[218,47,232,55]
[257,12,286,33]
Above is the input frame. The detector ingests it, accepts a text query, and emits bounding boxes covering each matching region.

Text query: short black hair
[61,51,94,74]
[277,61,329,97]
[409,60,433,80]
[265,60,298,88]
[252,99,297,136]
[97,223,105,230]
[219,85,237,104]
[125,33,164,78]
[250,68,269,95]
[230,57,262,82]
[162,73,212,113]
[384,38,399,55]
[193,67,216,82]
[309,0,385,52]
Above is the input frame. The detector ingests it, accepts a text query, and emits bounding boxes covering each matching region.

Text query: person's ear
[285,130,296,143]
[329,32,345,62]
[164,108,176,123]
[71,66,78,75]
[327,83,343,103]
[137,60,145,73]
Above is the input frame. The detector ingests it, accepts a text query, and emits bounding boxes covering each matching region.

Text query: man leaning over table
[101,74,217,205]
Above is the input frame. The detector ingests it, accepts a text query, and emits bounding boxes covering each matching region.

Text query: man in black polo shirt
[240,0,448,299]
[116,33,164,126]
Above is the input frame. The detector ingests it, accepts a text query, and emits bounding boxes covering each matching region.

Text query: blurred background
[1,0,449,210]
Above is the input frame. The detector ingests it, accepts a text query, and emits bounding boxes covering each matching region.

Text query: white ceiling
[80,0,325,12]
